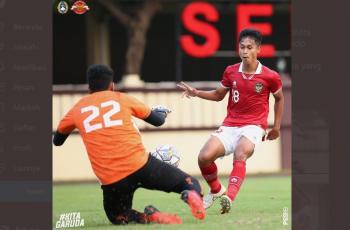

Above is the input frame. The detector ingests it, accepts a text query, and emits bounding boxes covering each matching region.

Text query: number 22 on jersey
[81,100,123,133]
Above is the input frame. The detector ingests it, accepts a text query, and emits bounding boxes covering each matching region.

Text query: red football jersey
[220,62,282,130]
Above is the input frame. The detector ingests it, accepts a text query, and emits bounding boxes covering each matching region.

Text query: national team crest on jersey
[255,82,263,93]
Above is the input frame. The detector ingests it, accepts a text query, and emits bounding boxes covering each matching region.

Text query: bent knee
[186,176,202,196]
[106,213,128,225]
[234,148,254,161]
[198,149,223,165]
[198,137,225,165]
[191,176,200,188]
[234,153,248,161]
[198,151,213,165]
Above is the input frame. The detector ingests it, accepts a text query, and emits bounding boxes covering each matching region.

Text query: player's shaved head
[239,29,262,46]
[87,64,114,92]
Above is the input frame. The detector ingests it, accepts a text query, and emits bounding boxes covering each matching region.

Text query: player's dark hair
[239,29,262,46]
[87,64,114,92]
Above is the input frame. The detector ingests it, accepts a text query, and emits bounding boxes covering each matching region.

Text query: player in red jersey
[54,64,205,225]
[178,29,284,214]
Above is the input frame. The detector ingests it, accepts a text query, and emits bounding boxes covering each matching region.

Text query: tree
[97,0,161,86]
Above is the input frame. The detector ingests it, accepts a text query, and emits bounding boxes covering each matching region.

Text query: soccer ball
[150,144,180,167]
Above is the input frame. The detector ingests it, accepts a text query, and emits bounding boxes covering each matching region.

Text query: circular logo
[71,0,89,15]
[57,1,68,14]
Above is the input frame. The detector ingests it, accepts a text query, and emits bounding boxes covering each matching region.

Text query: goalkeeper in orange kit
[53,64,205,225]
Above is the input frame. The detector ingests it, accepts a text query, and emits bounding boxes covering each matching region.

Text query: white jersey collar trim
[238,61,262,74]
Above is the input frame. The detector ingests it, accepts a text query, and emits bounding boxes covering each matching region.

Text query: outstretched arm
[266,90,284,140]
[177,81,229,102]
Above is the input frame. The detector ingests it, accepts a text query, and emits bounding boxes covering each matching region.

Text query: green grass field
[53,176,291,230]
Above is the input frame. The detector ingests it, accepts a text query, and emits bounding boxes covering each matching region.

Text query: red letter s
[180,2,220,58]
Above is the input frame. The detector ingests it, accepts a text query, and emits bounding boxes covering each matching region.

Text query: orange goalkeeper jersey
[56,90,151,185]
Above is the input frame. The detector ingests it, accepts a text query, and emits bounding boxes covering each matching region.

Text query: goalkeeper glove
[151,105,172,115]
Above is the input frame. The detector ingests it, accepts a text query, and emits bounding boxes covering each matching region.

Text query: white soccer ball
[150,144,180,167]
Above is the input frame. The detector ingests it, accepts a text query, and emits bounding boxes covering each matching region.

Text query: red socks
[200,160,246,200]
[199,162,221,193]
[227,160,246,201]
